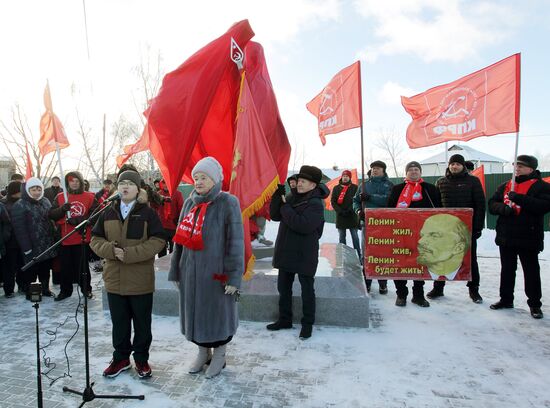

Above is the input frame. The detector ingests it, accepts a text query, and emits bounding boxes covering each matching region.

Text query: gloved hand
[23,249,33,264]
[473,230,482,239]
[503,205,515,216]
[224,285,238,295]
[163,196,172,203]
[507,191,524,204]
[67,217,80,226]
[276,184,286,198]
[61,202,72,212]
[360,193,370,202]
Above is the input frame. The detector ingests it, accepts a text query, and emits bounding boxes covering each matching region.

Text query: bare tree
[130,45,164,173]
[0,104,57,181]
[373,128,406,177]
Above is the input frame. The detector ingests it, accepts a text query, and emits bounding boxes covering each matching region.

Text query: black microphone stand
[33,301,43,408]
[22,200,144,407]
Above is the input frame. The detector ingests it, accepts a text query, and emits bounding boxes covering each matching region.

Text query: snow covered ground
[1,222,549,407]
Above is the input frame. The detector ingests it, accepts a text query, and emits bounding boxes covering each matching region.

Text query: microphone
[104,192,121,202]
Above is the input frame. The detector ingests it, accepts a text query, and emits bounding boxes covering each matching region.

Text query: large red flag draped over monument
[230,73,280,278]
[402,54,520,149]
[146,20,255,195]
[306,61,362,145]
[39,83,70,161]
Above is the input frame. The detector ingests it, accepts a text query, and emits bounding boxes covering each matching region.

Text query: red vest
[56,191,96,245]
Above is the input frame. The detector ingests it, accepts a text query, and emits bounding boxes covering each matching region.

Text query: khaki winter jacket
[90,200,166,295]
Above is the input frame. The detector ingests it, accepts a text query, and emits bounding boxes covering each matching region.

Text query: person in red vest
[50,171,98,301]
[156,179,183,257]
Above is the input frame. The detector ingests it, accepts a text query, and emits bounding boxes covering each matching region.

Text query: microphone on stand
[104,192,121,202]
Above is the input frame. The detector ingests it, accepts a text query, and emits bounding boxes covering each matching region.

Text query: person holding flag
[267,165,329,339]
[331,170,361,262]
[488,155,550,319]
[387,161,441,307]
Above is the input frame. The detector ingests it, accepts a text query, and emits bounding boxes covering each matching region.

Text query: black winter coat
[270,184,329,276]
[488,171,550,252]
[0,203,10,258]
[387,181,441,209]
[44,186,63,205]
[331,181,359,229]
[11,189,57,262]
[1,196,21,249]
[436,169,486,233]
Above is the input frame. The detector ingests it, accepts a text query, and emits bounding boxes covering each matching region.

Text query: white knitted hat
[191,157,224,184]
[25,177,44,200]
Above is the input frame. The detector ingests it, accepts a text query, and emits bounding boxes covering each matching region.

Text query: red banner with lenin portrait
[364,208,472,281]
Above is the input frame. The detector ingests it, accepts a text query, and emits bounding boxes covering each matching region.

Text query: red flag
[146,20,255,195]
[38,83,69,161]
[306,61,362,145]
[116,122,151,168]
[470,165,486,194]
[244,42,291,181]
[324,169,358,210]
[229,73,280,278]
[25,143,33,179]
[402,54,520,149]
[543,176,550,184]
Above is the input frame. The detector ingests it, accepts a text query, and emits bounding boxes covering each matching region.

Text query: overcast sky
[1,0,549,178]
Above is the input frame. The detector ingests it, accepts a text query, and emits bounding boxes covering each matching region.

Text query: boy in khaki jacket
[91,170,165,378]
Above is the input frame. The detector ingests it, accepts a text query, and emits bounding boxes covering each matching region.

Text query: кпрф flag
[306,61,362,145]
[401,53,520,149]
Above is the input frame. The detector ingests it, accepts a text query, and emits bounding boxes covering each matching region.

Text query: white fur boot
[188,346,212,374]
[205,345,226,379]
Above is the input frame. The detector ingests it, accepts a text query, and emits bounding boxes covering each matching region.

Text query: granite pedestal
[102,243,369,327]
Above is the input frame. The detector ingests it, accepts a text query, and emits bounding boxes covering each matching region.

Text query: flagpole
[47,80,70,205]
[510,53,522,192]
[357,61,365,189]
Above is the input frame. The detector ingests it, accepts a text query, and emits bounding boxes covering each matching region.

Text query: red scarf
[173,202,211,250]
[504,179,537,215]
[337,184,350,205]
[396,178,424,208]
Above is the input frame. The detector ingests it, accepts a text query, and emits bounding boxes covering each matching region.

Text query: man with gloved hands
[489,155,550,319]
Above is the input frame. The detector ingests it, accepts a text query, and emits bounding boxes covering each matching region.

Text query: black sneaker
[411,296,430,307]
[530,307,543,319]
[266,321,293,331]
[55,293,72,302]
[299,325,312,340]
[426,289,444,299]
[490,301,514,310]
[395,297,407,307]
[469,288,483,304]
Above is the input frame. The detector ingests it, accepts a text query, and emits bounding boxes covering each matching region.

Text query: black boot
[426,288,444,299]
[395,297,406,307]
[378,281,388,295]
[266,321,293,331]
[411,296,430,307]
[468,287,483,304]
[530,307,543,319]
[299,324,312,340]
[490,300,514,310]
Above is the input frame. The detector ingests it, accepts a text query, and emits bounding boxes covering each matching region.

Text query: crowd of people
[0,153,548,381]
[324,154,550,320]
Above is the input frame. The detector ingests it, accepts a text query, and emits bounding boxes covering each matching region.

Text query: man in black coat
[488,155,550,319]
[267,165,329,340]
[427,154,486,303]
[387,161,441,307]
[44,176,64,205]
[331,170,360,261]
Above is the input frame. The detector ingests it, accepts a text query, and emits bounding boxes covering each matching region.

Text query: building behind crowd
[420,144,507,176]
[0,155,16,187]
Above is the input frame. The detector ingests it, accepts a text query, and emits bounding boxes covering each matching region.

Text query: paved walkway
[1,255,549,407]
